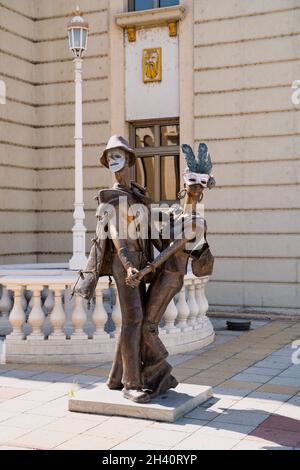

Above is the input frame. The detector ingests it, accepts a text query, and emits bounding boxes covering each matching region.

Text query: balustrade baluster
[162,298,178,334]
[194,279,204,328]
[27,285,45,339]
[44,288,54,315]
[49,286,66,339]
[6,285,25,339]
[186,280,198,327]
[0,286,13,335]
[71,295,88,339]
[92,284,109,338]
[176,284,191,331]
[200,276,209,322]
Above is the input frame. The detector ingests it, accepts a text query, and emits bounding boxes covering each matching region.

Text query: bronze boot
[123,388,151,404]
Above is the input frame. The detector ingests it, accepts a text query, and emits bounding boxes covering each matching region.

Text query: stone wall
[194,0,300,313]
[0,0,110,264]
[34,0,110,263]
[0,0,37,264]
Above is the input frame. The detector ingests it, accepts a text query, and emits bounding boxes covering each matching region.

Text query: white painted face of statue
[107,149,126,173]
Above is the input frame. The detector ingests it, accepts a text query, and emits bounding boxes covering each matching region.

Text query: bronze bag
[190,233,214,277]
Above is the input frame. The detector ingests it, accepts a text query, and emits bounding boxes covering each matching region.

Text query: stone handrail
[0,273,214,364]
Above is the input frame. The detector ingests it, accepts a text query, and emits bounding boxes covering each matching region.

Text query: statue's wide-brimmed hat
[100,135,136,168]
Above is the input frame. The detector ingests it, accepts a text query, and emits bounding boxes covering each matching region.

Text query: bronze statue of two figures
[75,135,215,404]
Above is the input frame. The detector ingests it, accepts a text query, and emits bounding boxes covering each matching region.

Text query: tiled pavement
[0,318,300,450]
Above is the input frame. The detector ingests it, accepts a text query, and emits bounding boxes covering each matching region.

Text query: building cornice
[115,5,185,40]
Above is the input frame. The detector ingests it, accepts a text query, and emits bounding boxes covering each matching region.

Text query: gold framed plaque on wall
[142,47,162,83]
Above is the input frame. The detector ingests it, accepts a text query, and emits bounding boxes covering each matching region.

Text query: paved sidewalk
[0,318,300,450]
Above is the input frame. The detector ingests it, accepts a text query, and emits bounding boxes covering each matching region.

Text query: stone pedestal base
[69,383,213,423]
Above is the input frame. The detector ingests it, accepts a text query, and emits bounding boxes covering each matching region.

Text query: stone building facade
[0,0,299,315]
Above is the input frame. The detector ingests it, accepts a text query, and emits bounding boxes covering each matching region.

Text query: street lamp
[68,6,88,270]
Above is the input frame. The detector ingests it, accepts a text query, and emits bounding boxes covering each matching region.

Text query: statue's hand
[126,267,142,288]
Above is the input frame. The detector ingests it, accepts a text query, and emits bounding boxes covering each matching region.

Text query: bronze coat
[74,183,158,300]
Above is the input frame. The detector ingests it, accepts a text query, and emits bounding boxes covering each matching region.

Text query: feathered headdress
[181,143,213,174]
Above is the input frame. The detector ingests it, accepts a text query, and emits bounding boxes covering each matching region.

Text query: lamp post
[68,6,89,270]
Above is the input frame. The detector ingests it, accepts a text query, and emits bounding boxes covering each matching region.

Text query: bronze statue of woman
[126,143,216,398]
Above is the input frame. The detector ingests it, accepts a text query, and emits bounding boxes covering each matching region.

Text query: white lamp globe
[67,6,89,58]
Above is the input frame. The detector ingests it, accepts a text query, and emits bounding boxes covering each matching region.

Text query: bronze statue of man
[74,135,162,403]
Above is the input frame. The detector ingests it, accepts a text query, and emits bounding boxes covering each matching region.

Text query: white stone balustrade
[0,272,214,364]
